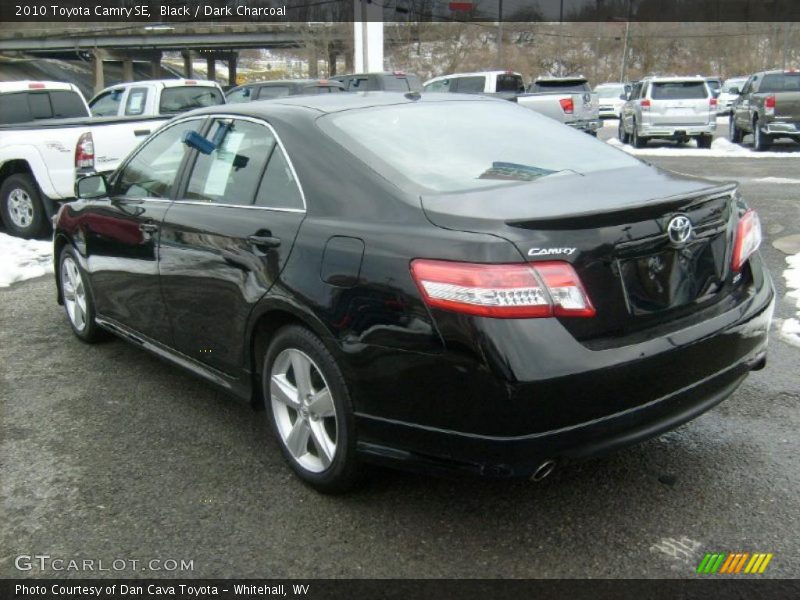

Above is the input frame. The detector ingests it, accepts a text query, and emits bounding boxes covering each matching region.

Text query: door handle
[247,235,281,248]
[134,129,151,137]
[139,222,159,233]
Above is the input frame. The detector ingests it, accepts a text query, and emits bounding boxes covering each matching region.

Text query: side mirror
[729,87,740,95]
[75,174,108,199]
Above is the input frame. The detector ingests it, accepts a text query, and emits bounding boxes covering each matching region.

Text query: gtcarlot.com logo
[15,554,194,572]
[697,552,773,574]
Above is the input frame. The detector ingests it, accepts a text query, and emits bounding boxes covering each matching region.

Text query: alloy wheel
[270,348,338,473]
[7,188,34,228]
[61,256,87,332]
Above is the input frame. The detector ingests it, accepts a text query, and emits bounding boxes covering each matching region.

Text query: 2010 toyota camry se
[54,92,774,493]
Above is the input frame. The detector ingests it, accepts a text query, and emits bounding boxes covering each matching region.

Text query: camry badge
[667,215,693,245]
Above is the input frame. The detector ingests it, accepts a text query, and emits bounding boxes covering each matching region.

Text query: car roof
[0,81,79,93]
[641,76,708,82]
[187,91,503,118]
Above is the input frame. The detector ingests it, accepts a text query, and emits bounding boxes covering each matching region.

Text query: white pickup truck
[516,77,601,135]
[0,79,225,238]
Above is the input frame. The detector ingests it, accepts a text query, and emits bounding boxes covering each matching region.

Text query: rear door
[158,116,306,373]
[85,117,205,343]
[648,80,712,127]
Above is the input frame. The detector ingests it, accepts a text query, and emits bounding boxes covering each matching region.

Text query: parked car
[0,81,183,238]
[0,81,90,124]
[331,71,422,92]
[55,93,773,493]
[717,76,748,115]
[730,69,800,151]
[619,76,717,148]
[516,76,601,134]
[89,79,225,117]
[423,70,525,99]
[594,82,629,118]
[226,79,345,103]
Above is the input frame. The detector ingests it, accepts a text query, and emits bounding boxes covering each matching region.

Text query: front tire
[58,247,106,343]
[263,325,361,494]
[0,173,49,238]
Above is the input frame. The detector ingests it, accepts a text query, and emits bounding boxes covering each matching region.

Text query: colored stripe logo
[697,552,773,574]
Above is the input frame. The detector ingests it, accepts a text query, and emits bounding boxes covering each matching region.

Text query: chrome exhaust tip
[530,459,557,482]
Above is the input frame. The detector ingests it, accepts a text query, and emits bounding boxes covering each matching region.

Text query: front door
[158,117,306,374]
[86,117,205,343]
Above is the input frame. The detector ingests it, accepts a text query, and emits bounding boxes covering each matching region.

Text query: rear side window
[255,145,304,210]
[159,86,224,114]
[650,82,708,100]
[49,91,88,118]
[496,74,524,93]
[184,119,274,206]
[257,86,291,99]
[424,79,452,93]
[453,76,485,93]
[759,73,800,92]
[125,87,148,116]
[90,88,124,116]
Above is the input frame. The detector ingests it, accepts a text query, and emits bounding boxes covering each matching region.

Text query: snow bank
[781,252,800,348]
[607,136,800,158]
[0,233,53,288]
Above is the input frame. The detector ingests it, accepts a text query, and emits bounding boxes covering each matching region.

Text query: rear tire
[632,122,647,148]
[0,173,50,239]
[696,135,713,149]
[263,325,361,494]
[618,119,630,144]
[753,118,771,151]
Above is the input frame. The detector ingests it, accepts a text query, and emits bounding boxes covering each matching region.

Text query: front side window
[115,119,201,198]
[321,100,639,193]
[424,79,451,93]
[90,89,124,117]
[226,87,252,103]
[184,119,274,206]
[159,86,224,114]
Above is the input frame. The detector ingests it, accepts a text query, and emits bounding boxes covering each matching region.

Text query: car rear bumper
[352,262,774,478]
[640,122,716,137]
[764,121,800,136]
[568,119,602,132]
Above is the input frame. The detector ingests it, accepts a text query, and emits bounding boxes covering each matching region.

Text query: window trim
[124,87,149,116]
[171,113,307,213]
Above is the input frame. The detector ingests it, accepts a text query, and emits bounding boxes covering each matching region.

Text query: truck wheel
[753,118,771,151]
[618,119,630,144]
[697,135,713,149]
[632,123,647,148]
[0,173,50,239]
[729,117,743,143]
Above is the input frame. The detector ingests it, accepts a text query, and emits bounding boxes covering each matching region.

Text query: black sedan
[55,93,774,493]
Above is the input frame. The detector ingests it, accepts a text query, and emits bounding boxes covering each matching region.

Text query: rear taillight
[640,98,651,109]
[559,97,574,114]
[75,132,95,169]
[409,259,595,319]
[731,209,762,272]
[764,95,776,116]
[709,97,718,108]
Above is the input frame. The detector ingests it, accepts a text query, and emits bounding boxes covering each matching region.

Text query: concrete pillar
[206,56,216,81]
[327,48,337,77]
[92,52,104,94]
[122,59,134,82]
[308,43,319,78]
[344,50,353,74]
[182,51,193,78]
[228,53,238,87]
[151,52,162,79]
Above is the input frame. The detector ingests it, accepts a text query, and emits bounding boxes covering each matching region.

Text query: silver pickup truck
[515,77,601,135]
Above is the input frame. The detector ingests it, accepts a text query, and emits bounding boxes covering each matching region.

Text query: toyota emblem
[667,215,693,245]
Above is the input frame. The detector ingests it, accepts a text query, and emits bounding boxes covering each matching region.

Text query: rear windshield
[529,80,590,93]
[496,74,525,93]
[257,86,292,99]
[596,85,625,98]
[650,81,708,100]
[759,73,800,93]
[0,90,87,124]
[302,85,343,94]
[321,100,639,193]
[159,85,224,114]
[383,76,417,92]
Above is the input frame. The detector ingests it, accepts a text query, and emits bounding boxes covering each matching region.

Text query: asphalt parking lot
[1,128,799,579]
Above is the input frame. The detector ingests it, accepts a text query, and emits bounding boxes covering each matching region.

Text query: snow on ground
[607,136,800,158]
[752,177,800,184]
[780,252,800,349]
[0,233,53,288]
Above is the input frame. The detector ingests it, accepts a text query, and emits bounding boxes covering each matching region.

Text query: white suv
[619,76,717,148]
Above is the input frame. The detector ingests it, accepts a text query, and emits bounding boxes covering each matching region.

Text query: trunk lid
[421,166,741,344]
[772,91,800,119]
